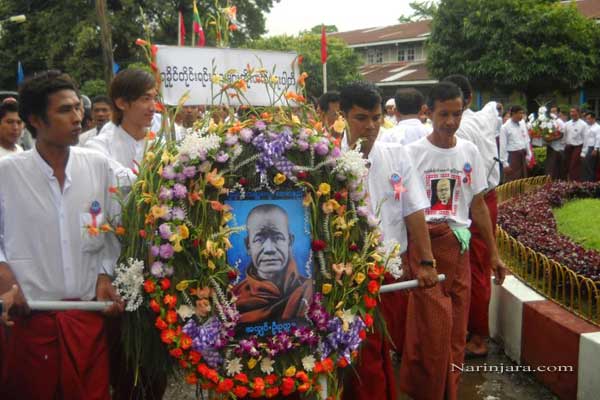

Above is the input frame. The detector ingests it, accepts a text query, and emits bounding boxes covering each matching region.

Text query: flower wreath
[108,38,396,399]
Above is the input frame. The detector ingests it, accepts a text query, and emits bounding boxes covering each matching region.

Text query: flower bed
[498,181,600,280]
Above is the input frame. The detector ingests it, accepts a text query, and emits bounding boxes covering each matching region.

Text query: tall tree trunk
[96,0,114,86]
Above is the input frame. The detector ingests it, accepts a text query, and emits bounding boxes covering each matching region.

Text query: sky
[264,0,416,36]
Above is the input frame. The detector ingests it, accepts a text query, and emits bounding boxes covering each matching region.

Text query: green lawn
[554,199,600,251]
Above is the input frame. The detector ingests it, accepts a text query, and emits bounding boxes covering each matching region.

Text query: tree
[0,0,280,90]
[307,25,338,34]
[426,0,600,110]
[249,33,362,100]
[398,1,437,23]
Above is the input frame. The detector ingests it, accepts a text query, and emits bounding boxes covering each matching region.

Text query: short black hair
[109,69,156,125]
[18,70,79,138]
[426,82,463,111]
[339,82,382,113]
[510,105,524,114]
[0,101,19,121]
[443,74,472,105]
[92,95,111,108]
[318,91,340,113]
[586,111,596,119]
[394,88,424,115]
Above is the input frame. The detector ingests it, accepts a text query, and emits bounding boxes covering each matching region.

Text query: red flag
[179,11,186,46]
[321,25,327,64]
[193,0,206,47]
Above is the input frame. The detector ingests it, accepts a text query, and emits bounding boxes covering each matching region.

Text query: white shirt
[500,119,531,166]
[378,118,430,146]
[564,119,588,146]
[0,146,120,301]
[367,142,430,253]
[582,122,600,156]
[549,117,566,152]
[78,127,100,147]
[85,124,146,171]
[456,103,501,189]
[406,137,487,229]
[0,144,23,159]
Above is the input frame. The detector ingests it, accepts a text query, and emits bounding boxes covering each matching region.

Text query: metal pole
[379,274,446,293]
[322,62,327,94]
[0,300,113,312]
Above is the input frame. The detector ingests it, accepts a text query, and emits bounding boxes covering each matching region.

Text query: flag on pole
[321,25,327,64]
[17,61,24,85]
[179,10,186,46]
[193,0,206,47]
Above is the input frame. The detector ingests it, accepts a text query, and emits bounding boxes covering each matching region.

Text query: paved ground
[164,339,558,399]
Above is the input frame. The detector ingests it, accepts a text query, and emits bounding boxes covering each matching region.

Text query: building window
[376,48,384,64]
[407,47,415,61]
[367,49,375,64]
[397,48,405,61]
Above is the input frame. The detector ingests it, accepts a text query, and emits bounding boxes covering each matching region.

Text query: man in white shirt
[378,88,430,146]
[77,95,112,146]
[500,105,531,181]
[545,106,566,180]
[444,74,501,357]
[581,112,600,182]
[383,97,397,127]
[564,107,588,181]
[0,70,122,399]
[85,69,157,173]
[339,82,437,400]
[401,82,506,400]
[0,101,24,158]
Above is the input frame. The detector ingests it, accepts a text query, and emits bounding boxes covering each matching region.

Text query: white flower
[333,148,369,182]
[539,106,547,115]
[341,309,355,330]
[226,357,243,376]
[113,258,145,312]
[260,357,275,374]
[301,355,316,372]
[177,305,194,320]
[176,132,222,160]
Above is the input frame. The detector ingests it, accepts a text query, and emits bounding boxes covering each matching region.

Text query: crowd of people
[0,65,587,400]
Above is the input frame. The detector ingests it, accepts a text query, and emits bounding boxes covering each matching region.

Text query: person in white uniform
[378,88,430,146]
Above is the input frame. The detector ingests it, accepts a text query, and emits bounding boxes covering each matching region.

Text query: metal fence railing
[496,176,600,326]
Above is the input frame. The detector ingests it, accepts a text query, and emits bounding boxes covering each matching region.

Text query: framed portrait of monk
[226,190,313,337]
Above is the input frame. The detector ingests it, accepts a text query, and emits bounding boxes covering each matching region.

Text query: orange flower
[233,79,247,92]
[143,279,156,293]
[163,294,177,309]
[114,226,126,236]
[135,38,148,46]
[166,310,178,324]
[155,102,166,113]
[260,112,272,122]
[298,72,308,87]
[297,55,304,65]
[87,225,99,236]
[99,224,112,233]
[185,373,198,385]
[228,121,243,134]
[146,131,157,140]
[160,329,176,344]
[229,24,238,31]
[151,45,158,57]
[210,201,230,212]
[108,186,118,194]
[180,335,192,350]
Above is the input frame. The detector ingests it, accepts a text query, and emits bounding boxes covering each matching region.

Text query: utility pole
[96,0,114,85]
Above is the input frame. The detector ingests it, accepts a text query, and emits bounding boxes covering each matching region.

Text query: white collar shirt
[581,122,600,157]
[0,146,120,301]
[85,124,146,171]
[564,119,588,146]
[549,118,566,151]
[456,103,501,189]
[377,118,429,146]
[500,119,530,165]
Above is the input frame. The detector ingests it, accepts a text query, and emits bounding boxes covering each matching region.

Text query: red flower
[163,294,177,309]
[160,278,171,290]
[265,374,277,386]
[135,38,148,46]
[337,357,348,368]
[189,351,202,364]
[298,382,311,393]
[349,243,359,252]
[179,359,189,369]
[363,295,377,309]
[227,269,238,281]
[281,377,295,396]
[155,102,166,113]
[367,280,380,294]
[265,387,279,398]
[149,299,161,313]
[206,368,219,383]
[296,171,309,180]
[143,279,156,294]
[139,229,147,239]
[217,378,234,393]
[234,373,249,384]
[359,329,367,340]
[311,240,327,252]
[185,373,198,385]
[322,358,334,373]
[151,45,158,57]
[233,386,249,398]
[295,371,309,383]
[193,239,200,248]
[368,263,385,280]
[160,329,176,344]
[363,313,374,328]
[239,177,249,186]
[166,310,178,325]
[180,335,192,350]
[170,347,183,358]
[298,55,304,65]
[251,377,265,397]
[154,317,167,330]
[150,62,158,72]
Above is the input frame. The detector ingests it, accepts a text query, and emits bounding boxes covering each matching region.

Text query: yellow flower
[371,253,383,262]
[270,75,279,84]
[333,116,346,134]
[222,212,233,224]
[247,358,257,369]
[291,115,301,125]
[354,272,366,285]
[322,283,332,294]
[318,183,331,196]
[284,366,297,377]
[145,152,155,162]
[161,151,172,165]
[274,173,286,185]
[151,205,168,219]
[211,74,223,84]
[206,169,225,189]
[177,224,190,239]
[170,234,184,252]
[321,199,341,214]
[303,193,313,207]
[176,281,190,291]
[141,192,153,204]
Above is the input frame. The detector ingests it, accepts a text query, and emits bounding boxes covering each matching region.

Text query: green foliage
[249,34,362,99]
[554,199,600,251]
[0,0,280,90]
[427,0,600,101]
[530,146,547,176]
[398,1,437,22]
[307,25,339,34]
[80,79,108,98]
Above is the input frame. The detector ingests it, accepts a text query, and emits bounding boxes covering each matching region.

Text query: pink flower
[159,243,175,259]
[240,128,254,143]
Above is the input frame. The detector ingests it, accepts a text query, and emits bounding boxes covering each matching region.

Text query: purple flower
[162,165,176,180]
[159,187,173,201]
[224,133,238,146]
[357,206,370,217]
[158,223,172,240]
[330,146,342,159]
[171,207,186,221]
[172,183,187,199]
[150,245,160,257]
[176,172,186,182]
[150,261,164,277]
[164,265,174,276]
[296,140,309,152]
[240,128,254,143]
[254,121,267,131]
[314,140,329,156]
[159,243,174,259]
[182,166,196,179]
[215,151,229,163]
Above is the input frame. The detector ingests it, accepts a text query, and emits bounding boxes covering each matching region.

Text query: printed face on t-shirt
[429,178,455,211]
